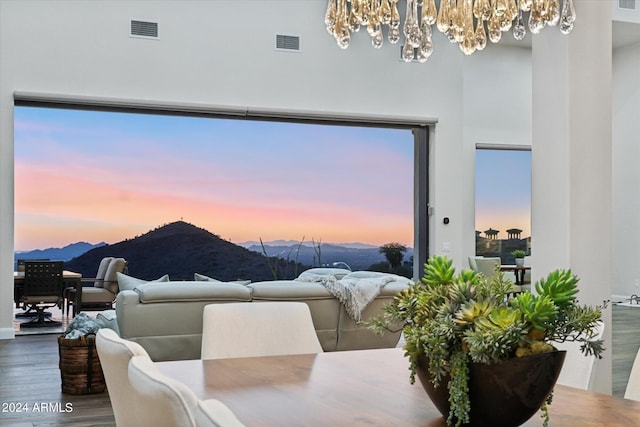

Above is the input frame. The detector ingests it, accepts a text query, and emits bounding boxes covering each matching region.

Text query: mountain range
[18,221,413,281]
[14,241,107,266]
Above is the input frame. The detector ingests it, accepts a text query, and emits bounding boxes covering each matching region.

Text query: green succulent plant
[365,254,607,427]
[512,249,527,258]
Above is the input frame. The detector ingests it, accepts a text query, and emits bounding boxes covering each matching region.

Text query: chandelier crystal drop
[325,0,576,61]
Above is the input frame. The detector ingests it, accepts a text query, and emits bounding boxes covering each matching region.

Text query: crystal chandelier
[324,0,576,62]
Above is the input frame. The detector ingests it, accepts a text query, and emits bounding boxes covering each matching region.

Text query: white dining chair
[467,256,484,272]
[128,355,245,427]
[555,321,605,390]
[624,345,640,401]
[474,257,501,282]
[201,302,323,360]
[96,328,150,427]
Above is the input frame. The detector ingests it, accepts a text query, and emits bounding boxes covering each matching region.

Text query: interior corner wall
[462,46,533,264]
[0,0,473,336]
[612,41,640,299]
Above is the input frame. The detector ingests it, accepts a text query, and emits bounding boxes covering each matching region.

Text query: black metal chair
[14,258,50,311]
[19,261,64,328]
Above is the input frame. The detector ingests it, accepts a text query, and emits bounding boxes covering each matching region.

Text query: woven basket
[58,334,106,394]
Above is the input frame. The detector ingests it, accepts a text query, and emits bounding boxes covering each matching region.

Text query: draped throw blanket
[296,271,397,322]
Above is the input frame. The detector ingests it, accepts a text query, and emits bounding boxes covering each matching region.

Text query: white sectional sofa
[110,272,410,361]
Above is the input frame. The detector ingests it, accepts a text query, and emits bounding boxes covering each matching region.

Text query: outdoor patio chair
[19,260,64,328]
[475,257,520,294]
[201,302,323,360]
[14,258,50,311]
[66,257,127,316]
[64,256,112,315]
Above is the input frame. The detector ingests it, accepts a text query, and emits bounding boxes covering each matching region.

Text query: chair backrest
[201,302,323,360]
[523,255,532,284]
[22,261,64,299]
[556,321,605,390]
[101,258,127,295]
[467,256,483,272]
[474,257,501,282]
[96,328,150,427]
[128,355,245,427]
[93,257,114,287]
[17,258,49,272]
[624,345,640,401]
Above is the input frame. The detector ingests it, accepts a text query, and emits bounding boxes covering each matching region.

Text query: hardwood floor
[612,304,640,396]
[0,334,115,426]
[0,305,638,426]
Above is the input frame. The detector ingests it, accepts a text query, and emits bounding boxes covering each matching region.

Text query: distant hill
[238,240,379,250]
[14,241,106,267]
[63,221,305,281]
[246,243,414,272]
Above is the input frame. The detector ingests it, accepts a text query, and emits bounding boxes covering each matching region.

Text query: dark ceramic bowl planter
[416,350,566,427]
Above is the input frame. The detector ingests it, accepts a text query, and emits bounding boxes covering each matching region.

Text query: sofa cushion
[249,281,334,300]
[135,281,252,303]
[80,287,116,303]
[117,272,170,292]
[104,258,127,294]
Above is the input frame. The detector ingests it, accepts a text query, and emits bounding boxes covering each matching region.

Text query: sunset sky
[475,149,531,239]
[14,107,530,252]
[14,107,415,251]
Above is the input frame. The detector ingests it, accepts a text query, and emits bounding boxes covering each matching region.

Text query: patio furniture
[64,257,113,315]
[14,258,49,311]
[67,257,126,316]
[19,261,64,328]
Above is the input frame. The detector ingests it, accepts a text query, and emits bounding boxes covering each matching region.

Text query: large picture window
[14,105,425,278]
[475,148,531,263]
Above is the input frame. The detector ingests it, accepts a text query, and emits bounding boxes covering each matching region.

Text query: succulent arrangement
[366,255,606,427]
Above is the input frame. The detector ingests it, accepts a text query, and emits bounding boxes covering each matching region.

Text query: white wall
[613,41,640,299]
[462,46,533,262]
[0,0,471,337]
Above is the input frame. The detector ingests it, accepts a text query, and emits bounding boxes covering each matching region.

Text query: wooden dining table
[156,348,640,426]
[500,264,531,287]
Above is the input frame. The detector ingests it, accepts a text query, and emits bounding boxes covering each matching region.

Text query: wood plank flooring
[0,305,638,426]
[612,304,640,396]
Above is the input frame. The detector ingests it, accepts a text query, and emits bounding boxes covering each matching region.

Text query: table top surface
[156,348,640,427]
[14,270,81,278]
[500,264,531,270]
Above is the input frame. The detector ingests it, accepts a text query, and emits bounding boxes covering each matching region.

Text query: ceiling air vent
[275,34,300,52]
[619,0,636,10]
[130,20,159,39]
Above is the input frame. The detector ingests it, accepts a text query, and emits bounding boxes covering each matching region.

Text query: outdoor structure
[1,1,639,398]
[484,228,500,240]
[506,228,523,240]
